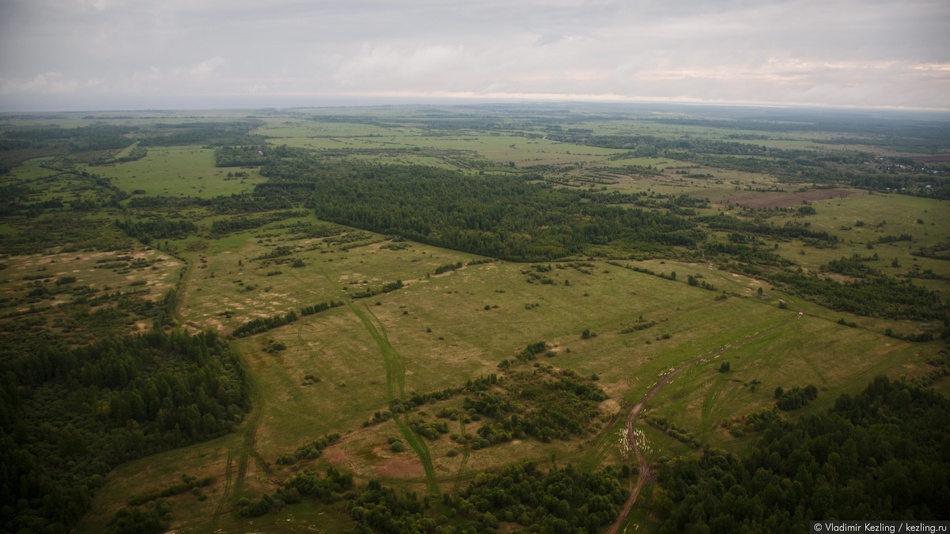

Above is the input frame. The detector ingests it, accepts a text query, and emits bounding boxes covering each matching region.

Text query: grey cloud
[0,0,947,110]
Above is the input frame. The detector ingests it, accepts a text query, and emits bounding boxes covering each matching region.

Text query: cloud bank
[1,0,948,110]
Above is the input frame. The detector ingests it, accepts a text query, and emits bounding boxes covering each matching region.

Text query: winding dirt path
[606,305,804,534]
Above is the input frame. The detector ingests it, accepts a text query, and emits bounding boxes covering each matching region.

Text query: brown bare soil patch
[913,155,950,163]
[322,444,348,465]
[724,188,856,209]
[375,456,423,479]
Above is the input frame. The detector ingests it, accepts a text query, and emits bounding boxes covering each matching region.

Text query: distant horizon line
[2,93,950,115]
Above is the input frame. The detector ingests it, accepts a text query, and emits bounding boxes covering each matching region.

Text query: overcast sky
[1,0,948,111]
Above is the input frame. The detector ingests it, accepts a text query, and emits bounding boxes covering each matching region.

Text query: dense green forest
[306,163,702,261]
[653,376,950,533]
[0,330,249,533]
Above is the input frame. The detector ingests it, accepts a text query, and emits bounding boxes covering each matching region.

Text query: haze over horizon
[1,0,949,112]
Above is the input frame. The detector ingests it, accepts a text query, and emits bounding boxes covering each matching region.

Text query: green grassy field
[82,146,267,198]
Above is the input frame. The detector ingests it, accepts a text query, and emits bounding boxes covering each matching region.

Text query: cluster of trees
[105,500,170,534]
[705,242,791,267]
[821,255,881,278]
[769,271,947,322]
[114,217,197,244]
[687,274,716,290]
[0,197,66,218]
[127,195,211,209]
[246,461,626,534]
[240,467,354,518]
[725,406,784,438]
[911,347,950,388]
[231,310,298,338]
[621,318,658,334]
[499,340,549,366]
[646,414,701,448]
[547,132,790,155]
[350,280,404,300]
[253,181,317,201]
[877,233,914,244]
[348,479,438,533]
[408,415,451,440]
[0,329,249,533]
[365,385,462,428]
[462,366,608,446]
[214,145,269,167]
[434,261,464,275]
[127,473,214,506]
[775,385,819,411]
[444,462,627,533]
[209,210,307,235]
[275,433,341,465]
[300,300,345,316]
[698,214,838,243]
[654,376,950,532]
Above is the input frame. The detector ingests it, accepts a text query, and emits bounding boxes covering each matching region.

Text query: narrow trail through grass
[211,439,236,527]
[230,344,269,498]
[453,416,471,492]
[700,376,728,440]
[347,301,439,496]
[788,319,829,387]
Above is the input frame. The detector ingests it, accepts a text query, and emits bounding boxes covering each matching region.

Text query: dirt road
[606,306,803,533]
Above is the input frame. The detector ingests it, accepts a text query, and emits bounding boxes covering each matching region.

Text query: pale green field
[3,155,57,181]
[83,146,266,197]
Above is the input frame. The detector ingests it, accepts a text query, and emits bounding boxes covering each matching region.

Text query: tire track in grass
[454,415,471,493]
[233,343,269,494]
[788,318,829,387]
[211,440,236,526]
[700,376,728,441]
[212,343,266,525]
[347,302,439,496]
[580,408,627,471]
